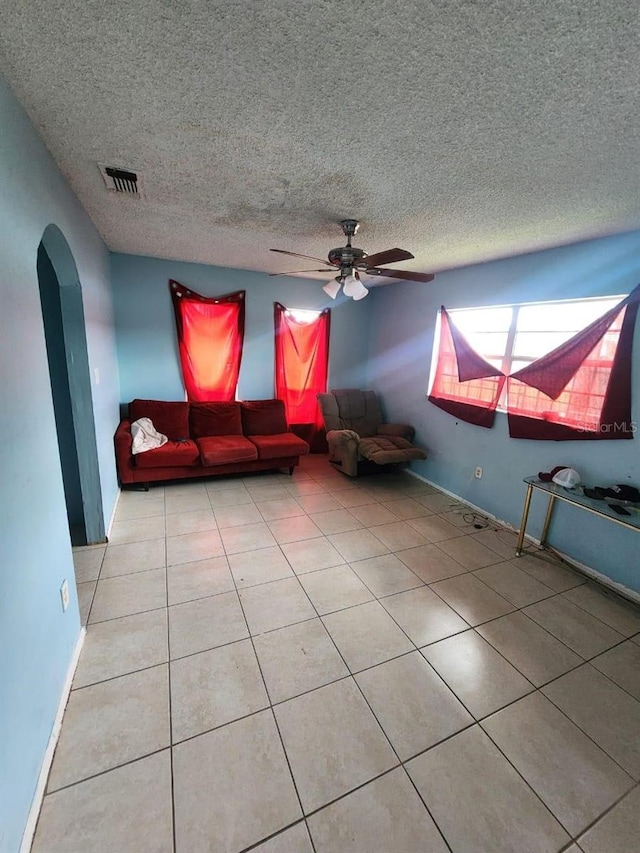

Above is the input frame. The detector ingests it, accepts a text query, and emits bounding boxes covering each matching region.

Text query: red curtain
[274,304,330,450]
[169,280,245,402]
[428,308,506,428]
[507,284,640,440]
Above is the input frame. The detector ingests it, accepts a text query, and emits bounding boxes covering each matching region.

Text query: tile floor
[33,455,640,852]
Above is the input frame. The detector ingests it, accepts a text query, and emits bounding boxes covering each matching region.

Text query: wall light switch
[60,579,69,612]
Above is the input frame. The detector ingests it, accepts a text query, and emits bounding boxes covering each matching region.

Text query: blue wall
[111,253,372,405]
[0,77,120,852]
[367,231,640,595]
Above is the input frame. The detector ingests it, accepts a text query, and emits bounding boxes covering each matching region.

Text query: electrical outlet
[60,579,69,612]
[475,466,483,479]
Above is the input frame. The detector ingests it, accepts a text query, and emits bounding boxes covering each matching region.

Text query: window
[427,288,640,440]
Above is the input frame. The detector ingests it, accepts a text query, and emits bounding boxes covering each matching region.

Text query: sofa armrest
[377,423,416,441]
[326,429,360,447]
[114,419,135,483]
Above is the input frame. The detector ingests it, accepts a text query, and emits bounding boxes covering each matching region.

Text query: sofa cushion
[130,399,189,441]
[247,433,310,460]
[241,400,288,436]
[190,402,242,438]
[197,436,258,467]
[134,439,200,468]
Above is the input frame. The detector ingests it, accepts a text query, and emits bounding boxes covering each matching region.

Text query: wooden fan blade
[270,248,331,265]
[362,248,414,268]
[368,268,435,283]
[269,269,333,277]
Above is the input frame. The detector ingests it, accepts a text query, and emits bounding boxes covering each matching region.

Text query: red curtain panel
[169,280,245,401]
[428,307,506,428]
[274,304,330,448]
[507,284,640,440]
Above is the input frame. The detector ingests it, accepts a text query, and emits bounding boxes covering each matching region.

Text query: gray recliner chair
[317,389,427,477]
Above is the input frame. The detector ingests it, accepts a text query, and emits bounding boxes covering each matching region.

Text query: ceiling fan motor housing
[328,246,367,269]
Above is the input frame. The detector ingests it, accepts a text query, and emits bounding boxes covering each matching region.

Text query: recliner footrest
[359,436,427,466]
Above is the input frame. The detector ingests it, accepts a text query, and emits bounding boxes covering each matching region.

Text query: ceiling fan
[269,219,435,301]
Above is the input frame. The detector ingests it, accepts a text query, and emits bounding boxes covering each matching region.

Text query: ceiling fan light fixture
[322,276,342,299]
[342,272,369,300]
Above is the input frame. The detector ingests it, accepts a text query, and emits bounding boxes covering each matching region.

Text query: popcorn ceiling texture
[1,0,638,278]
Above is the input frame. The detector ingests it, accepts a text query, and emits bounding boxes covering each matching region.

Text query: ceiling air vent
[98,163,144,197]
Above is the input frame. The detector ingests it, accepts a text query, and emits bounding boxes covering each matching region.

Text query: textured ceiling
[1,0,639,280]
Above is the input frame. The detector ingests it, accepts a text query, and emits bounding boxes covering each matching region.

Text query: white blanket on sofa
[131,417,168,455]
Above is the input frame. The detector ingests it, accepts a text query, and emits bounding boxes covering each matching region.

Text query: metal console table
[516,476,640,557]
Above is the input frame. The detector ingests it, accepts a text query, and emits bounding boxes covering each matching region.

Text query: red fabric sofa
[114,398,310,487]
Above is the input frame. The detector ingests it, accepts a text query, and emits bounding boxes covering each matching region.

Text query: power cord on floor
[444,502,491,530]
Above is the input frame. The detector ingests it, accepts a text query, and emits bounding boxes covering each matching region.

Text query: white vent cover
[98,163,144,197]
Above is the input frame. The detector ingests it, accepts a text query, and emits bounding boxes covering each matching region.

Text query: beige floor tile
[299,564,374,615]
[396,543,469,583]
[310,509,364,535]
[109,515,166,546]
[327,529,389,562]
[439,508,478,532]
[380,497,434,520]
[173,710,301,852]
[239,576,316,635]
[101,538,166,578]
[267,515,324,544]
[322,600,413,672]
[284,479,328,496]
[577,785,640,853]
[413,492,458,513]
[207,486,253,507]
[347,502,399,526]
[591,640,640,700]
[170,639,269,742]
[166,529,224,565]
[166,556,234,605]
[437,535,505,570]
[542,664,640,779]
[333,488,378,508]
[473,561,556,607]
[563,583,640,637]
[349,553,424,597]
[274,678,397,813]
[74,609,168,689]
[369,520,429,551]
[165,491,212,514]
[514,551,586,592]
[89,569,167,623]
[296,492,343,513]
[356,651,472,760]
[72,546,105,583]
[251,823,314,852]
[406,726,569,853]
[165,509,217,537]
[219,521,278,555]
[114,496,165,521]
[245,482,291,501]
[214,502,264,529]
[256,497,306,521]
[118,485,165,502]
[431,573,515,626]
[422,630,533,719]
[308,767,448,853]
[228,545,293,588]
[32,751,173,853]
[169,591,248,658]
[524,596,625,658]
[482,692,634,836]
[165,481,208,496]
[254,618,349,704]
[477,611,582,686]
[48,665,170,791]
[381,586,469,646]
[470,528,518,559]
[281,538,345,574]
[77,581,96,625]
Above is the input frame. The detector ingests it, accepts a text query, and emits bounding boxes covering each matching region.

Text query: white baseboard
[20,627,86,853]
[106,488,121,540]
[406,470,640,605]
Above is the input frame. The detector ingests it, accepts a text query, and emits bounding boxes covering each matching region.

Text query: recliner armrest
[326,429,360,446]
[114,419,135,483]
[376,423,415,441]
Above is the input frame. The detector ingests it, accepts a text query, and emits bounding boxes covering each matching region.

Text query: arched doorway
[37,225,105,545]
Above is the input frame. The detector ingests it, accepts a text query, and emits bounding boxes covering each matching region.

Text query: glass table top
[523,476,640,531]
